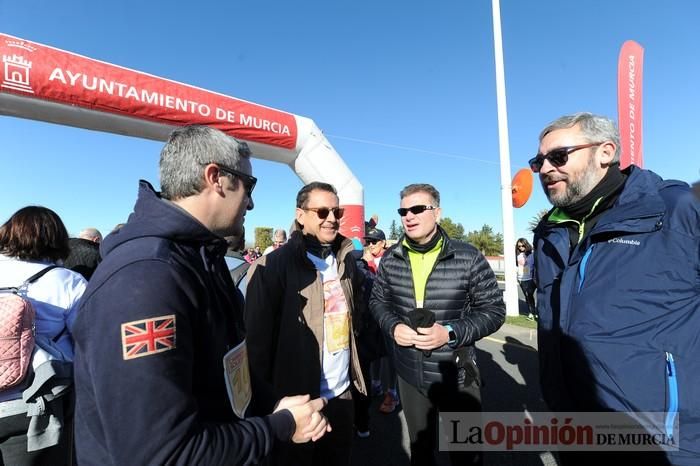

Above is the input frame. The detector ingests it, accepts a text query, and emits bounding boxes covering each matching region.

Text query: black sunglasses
[397,205,436,217]
[303,207,345,219]
[528,142,603,173]
[210,163,257,197]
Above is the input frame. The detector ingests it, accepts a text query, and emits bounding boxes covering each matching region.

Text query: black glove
[407,308,435,357]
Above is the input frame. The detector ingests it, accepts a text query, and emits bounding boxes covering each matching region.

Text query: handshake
[392,308,448,355]
[274,395,331,443]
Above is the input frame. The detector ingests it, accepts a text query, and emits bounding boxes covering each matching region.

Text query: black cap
[364,228,386,242]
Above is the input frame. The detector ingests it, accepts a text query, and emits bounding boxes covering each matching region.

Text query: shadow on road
[478,336,553,466]
[351,397,410,466]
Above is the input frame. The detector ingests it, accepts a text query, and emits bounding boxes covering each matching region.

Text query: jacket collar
[391,224,456,261]
[536,167,673,238]
[288,230,354,268]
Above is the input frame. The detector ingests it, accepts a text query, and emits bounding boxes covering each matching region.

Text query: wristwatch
[444,324,457,347]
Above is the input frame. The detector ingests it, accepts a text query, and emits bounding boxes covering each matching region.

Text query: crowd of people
[0,112,698,465]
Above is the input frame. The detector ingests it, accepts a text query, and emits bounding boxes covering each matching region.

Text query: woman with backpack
[0,206,87,465]
[515,238,537,320]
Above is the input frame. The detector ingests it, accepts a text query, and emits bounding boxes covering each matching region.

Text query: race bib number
[324,312,350,353]
[323,278,350,353]
[223,340,252,419]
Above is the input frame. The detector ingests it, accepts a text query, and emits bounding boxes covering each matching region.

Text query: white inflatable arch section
[0,33,364,238]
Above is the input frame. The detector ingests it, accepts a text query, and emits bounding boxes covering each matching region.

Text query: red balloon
[512,169,533,208]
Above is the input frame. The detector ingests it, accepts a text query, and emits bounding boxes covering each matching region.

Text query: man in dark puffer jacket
[370,183,505,466]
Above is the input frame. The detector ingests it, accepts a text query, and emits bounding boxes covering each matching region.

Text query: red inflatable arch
[0,33,364,238]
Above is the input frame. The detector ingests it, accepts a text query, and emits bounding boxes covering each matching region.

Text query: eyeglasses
[366,239,381,245]
[397,205,436,217]
[207,163,257,197]
[528,142,603,173]
[303,207,345,219]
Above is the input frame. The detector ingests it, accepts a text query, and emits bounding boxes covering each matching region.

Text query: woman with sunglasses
[515,238,537,320]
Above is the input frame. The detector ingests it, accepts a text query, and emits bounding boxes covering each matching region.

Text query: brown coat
[244,231,366,415]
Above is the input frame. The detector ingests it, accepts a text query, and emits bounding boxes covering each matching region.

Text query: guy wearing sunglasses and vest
[370,183,505,466]
[532,113,700,464]
[245,182,366,466]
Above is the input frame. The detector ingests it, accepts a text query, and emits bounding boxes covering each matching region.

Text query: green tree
[389,219,400,240]
[255,227,273,251]
[528,208,550,232]
[439,217,465,240]
[465,224,503,256]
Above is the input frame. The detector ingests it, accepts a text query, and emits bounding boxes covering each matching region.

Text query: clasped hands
[393,322,449,350]
[274,395,331,443]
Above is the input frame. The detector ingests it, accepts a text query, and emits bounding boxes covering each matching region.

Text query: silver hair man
[159,125,252,201]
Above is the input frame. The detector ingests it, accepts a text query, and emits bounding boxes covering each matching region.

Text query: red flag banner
[0,33,297,149]
[617,40,644,169]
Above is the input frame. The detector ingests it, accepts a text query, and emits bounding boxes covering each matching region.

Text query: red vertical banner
[617,40,644,169]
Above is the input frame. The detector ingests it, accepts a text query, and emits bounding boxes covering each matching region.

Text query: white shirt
[517,252,534,281]
[306,252,351,399]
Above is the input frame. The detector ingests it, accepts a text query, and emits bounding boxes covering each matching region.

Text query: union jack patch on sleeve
[121,315,176,360]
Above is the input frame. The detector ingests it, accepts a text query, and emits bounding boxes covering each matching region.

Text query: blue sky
[1,0,698,245]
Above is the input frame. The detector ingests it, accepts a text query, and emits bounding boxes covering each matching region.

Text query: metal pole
[491,0,519,316]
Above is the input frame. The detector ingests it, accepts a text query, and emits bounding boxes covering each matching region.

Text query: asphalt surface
[351,316,559,465]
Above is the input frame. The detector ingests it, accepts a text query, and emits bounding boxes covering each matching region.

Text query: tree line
[387,218,504,256]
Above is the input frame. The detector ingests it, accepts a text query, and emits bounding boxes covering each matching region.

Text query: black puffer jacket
[369,227,505,394]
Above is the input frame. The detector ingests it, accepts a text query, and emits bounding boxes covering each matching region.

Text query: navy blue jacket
[534,167,700,462]
[73,181,294,466]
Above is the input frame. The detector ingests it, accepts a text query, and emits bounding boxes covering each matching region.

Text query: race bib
[223,340,252,419]
[325,312,350,353]
[323,279,350,353]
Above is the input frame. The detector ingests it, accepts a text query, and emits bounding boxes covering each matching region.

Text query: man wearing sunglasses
[532,113,700,464]
[73,126,329,465]
[245,181,366,466]
[370,183,505,465]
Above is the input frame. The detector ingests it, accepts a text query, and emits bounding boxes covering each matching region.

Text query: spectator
[532,112,700,464]
[72,125,328,465]
[350,240,385,438]
[64,237,101,280]
[245,182,366,466]
[0,206,87,465]
[244,247,258,263]
[362,227,399,414]
[370,183,505,466]
[78,227,102,243]
[263,228,288,255]
[515,238,536,320]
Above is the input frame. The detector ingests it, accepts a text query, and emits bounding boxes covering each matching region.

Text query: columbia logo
[608,238,640,246]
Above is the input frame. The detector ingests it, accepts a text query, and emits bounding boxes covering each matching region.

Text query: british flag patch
[121,315,176,360]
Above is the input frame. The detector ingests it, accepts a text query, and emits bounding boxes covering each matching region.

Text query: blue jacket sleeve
[73,260,294,466]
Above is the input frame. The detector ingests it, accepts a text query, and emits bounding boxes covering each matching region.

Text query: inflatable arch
[0,33,364,239]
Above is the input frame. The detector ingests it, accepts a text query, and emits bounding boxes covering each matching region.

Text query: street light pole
[491,0,519,317]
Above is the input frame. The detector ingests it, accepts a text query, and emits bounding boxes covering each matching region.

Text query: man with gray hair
[532,112,700,463]
[73,125,329,465]
[78,227,102,243]
[370,183,505,465]
[263,228,288,255]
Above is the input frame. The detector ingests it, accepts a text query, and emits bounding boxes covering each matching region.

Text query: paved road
[351,322,559,466]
